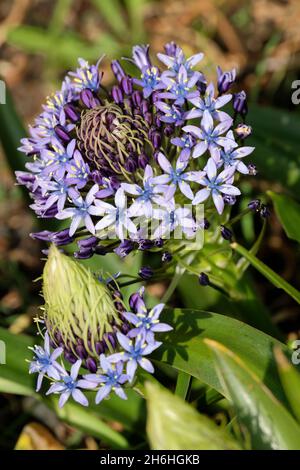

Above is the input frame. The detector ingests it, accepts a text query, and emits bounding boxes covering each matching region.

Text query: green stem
[161,269,183,303]
[228,207,251,226]
[175,371,191,401]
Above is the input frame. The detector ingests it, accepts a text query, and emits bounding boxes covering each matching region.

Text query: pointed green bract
[43,244,120,357]
[145,381,241,450]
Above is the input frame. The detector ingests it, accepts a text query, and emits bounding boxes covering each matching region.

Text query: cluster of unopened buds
[16,42,256,261]
[29,246,172,407]
[19,42,259,406]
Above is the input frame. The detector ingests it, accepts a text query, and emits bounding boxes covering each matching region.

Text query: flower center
[77,102,152,179]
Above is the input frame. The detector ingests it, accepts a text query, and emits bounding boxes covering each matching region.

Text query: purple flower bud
[248,164,257,176]
[64,104,80,122]
[90,170,103,185]
[138,239,154,250]
[260,204,270,218]
[114,240,135,258]
[105,332,117,349]
[74,246,94,259]
[199,272,209,286]
[30,230,53,242]
[121,76,133,95]
[162,251,172,263]
[164,125,174,137]
[111,85,123,104]
[125,157,137,173]
[217,66,236,94]
[223,195,237,206]
[129,290,145,312]
[233,91,248,116]
[64,350,77,364]
[144,112,152,125]
[132,44,151,71]
[141,100,149,115]
[75,344,88,359]
[197,79,207,95]
[121,323,131,335]
[220,225,233,241]
[54,125,70,142]
[139,266,153,280]
[95,341,104,355]
[86,357,97,373]
[111,60,125,83]
[15,171,35,190]
[132,90,143,108]
[150,131,162,149]
[154,238,164,248]
[164,41,178,56]
[78,236,99,249]
[51,228,74,246]
[80,89,100,109]
[199,218,210,230]
[235,123,252,139]
[138,152,149,169]
[248,199,261,212]
[154,113,162,128]
[110,176,121,191]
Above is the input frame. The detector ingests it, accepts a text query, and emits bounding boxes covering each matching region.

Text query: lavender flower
[192,158,241,214]
[66,149,90,189]
[69,57,103,92]
[81,355,128,403]
[218,131,254,174]
[124,303,172,344]
[29,333,64,392]
[186,82,232,122]
[41,138,75,179]
[217,66,236,94]
[171,134,195,161]
[153,152,204,200]
[122,165,166,218]
[109,333,162,382]
[46,360,92,407]
[158,65,200,106]
[134,66,163,98]
[56,184,102,236]
[183,110,235,160]
[153,201,195,238]
[157,47,203,77]
[155,101,187,126]
[94,188,137,240]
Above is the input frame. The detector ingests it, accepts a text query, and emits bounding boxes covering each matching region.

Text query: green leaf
[268,191,300,243]
[205,340,300,450]
[92,0,128,37]
[248,104,300,195]
[124,0,146,42]
[274,346,300,423]
[153,309,290,404]
[231,242,300,304]
[0,326,34,396]
[49,398,129,449]
[145,381,240,450]
[0,87,27,178]
[7,26,107,66]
